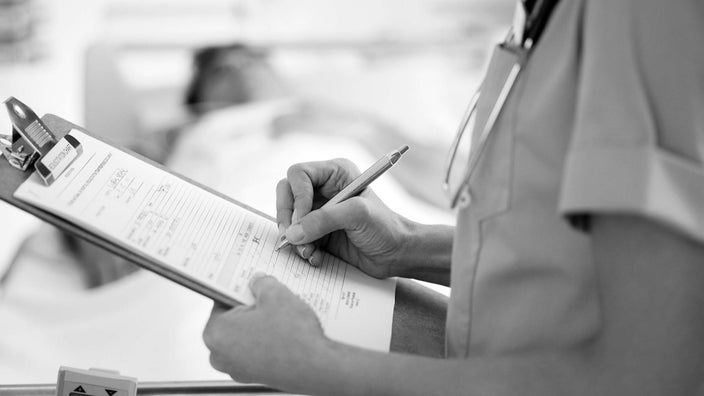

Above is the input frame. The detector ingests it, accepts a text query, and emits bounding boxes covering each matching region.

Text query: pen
[275,145,409,251]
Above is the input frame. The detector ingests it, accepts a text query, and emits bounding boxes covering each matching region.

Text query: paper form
[14,131,396,351]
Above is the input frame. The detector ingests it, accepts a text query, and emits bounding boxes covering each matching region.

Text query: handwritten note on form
[14,131,396,351]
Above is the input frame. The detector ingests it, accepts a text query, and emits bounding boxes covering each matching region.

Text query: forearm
[294,341,583,396]
[396,222,454,286]
[289,339,697,396]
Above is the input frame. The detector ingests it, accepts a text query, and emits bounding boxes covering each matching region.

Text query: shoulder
[583,0,703,42]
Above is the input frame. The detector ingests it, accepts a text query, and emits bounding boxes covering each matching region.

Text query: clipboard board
[0,97,398,351]
[0,108,272,307]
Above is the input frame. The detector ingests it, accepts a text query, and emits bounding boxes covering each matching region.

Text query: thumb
[249,273,284,305]
[284,197,369,245]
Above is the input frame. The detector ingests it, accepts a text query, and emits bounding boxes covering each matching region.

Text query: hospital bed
[0,381,280,396]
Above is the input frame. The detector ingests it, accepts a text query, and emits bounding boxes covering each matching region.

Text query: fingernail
[297,245,309,258]
[252,271,267,280]
[292,209,300,224]
[309,253,321,267]
[285,224,305,244]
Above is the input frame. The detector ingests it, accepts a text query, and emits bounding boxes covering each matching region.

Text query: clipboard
[0,97,399,352]
[0,99,276,307]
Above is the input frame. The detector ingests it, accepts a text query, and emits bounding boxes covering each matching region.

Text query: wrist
[394,220,454,285]
[294,338,363,396]
[272,334,340,394]
[311,339,385,396]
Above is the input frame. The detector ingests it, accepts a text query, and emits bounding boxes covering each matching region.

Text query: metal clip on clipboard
[0,101,284,396]
[0,97,82,185]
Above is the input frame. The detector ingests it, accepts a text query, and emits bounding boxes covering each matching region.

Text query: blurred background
[0,0,511,384]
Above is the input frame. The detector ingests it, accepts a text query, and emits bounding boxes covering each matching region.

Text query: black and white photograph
[1,0,703,395]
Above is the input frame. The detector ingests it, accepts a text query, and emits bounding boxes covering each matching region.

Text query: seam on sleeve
[559,146,704,243]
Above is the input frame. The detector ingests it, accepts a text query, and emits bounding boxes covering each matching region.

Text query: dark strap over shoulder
[523,0,561,47]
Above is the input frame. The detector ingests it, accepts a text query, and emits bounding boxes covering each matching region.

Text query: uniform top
[447,0,704,357]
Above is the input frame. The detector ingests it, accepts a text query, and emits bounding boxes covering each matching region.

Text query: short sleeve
[559,0,704,242]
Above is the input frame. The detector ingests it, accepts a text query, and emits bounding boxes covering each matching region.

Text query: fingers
[296,244,323,267]
[292,233,316,266]
[275,178,294,230]
[284,160,361,219]
[308,248,324,267]
[286,164,317,223]
[206,302,246,331]
[284,197,369,245]
[204,302,241,352]
[210,302,230,317]
[276,159,363,266]
[277,177,316,260]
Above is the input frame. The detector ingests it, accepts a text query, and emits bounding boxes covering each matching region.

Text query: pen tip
[398,145,409,155]
[275,237,288,251]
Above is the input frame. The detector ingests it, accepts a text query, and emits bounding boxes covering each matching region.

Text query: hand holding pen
[274,146,410,274]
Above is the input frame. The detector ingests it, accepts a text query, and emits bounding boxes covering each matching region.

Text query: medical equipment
[442,0,560,209]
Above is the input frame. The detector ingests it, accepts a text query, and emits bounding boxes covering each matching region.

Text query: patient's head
[185,44,286,114]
